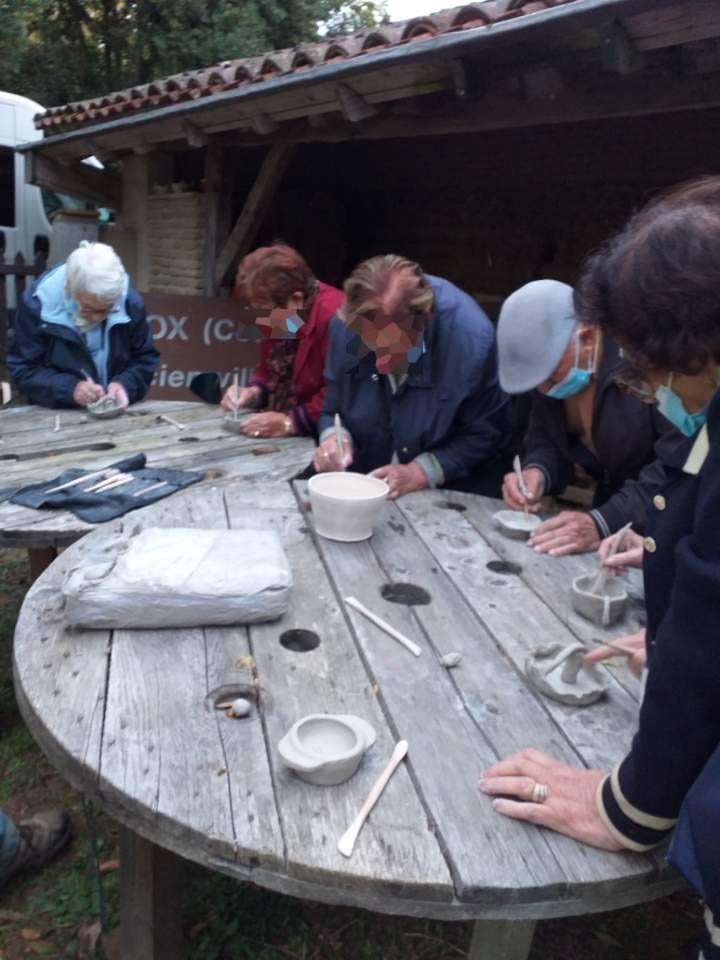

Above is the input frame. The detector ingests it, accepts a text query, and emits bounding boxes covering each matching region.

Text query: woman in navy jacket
[8,241,158,409]
[478,178,720,959]
[313,255,511,499]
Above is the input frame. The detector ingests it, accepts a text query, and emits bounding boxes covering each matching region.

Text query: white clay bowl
[308,472,388,542]
[493,510,541,540]
[571,574,628,627]
[278,714,376,786]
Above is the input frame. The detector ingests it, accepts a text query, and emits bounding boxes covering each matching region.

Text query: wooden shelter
[18,0,720,311]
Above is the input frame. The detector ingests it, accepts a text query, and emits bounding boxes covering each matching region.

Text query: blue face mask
[655,374,708,437]
[546,331,594,400]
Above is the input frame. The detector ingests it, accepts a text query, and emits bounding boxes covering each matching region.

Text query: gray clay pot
[571,574,628,627]
[493,510,541,540]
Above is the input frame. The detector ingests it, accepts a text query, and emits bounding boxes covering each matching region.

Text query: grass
[0,547,705,959]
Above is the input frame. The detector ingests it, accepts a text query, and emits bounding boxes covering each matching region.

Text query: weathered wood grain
[363,503,656,893]
[225,488,454,902]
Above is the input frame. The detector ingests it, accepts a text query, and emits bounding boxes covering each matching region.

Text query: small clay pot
[87,396,124,420]
[222,413,246,434]
[278,714,376,786]
[571,574,628,627]
[493,510,541,540]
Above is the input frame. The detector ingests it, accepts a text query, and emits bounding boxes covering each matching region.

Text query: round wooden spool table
[0,399,314,576]
[13,481,682,960]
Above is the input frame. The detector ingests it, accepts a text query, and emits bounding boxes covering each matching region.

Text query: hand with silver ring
[313,430,353,473]
[253,430,260,437]
[478,748,623,851]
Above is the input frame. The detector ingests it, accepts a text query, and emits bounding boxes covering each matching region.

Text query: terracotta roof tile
[34,0,579,133]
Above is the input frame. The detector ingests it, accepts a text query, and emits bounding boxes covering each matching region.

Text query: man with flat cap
[496,279,681,556]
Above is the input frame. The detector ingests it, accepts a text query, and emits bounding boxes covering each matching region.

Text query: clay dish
[222,413,246,434]
[493,510,541,540]
[278,714,376,786]
[571,574,628,627]
[526,642,608,706]
[87,396,124,420]
[308,472,388,542]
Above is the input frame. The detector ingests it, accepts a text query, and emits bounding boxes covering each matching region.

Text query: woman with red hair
[221,244,344,438]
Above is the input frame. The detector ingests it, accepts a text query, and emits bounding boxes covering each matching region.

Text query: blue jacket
[8,264,159,408]
[598,387,720,857]
[317,276,511,491]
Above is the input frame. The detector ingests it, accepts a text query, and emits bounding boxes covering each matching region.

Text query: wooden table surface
[0,400,314,549]
[13,481,681,960]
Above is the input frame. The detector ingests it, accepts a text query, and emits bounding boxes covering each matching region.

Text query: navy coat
[317,276,511,493]
[598,387,720,864]
[8,269,158,409]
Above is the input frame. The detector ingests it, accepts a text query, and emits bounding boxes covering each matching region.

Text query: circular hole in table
[203,469,225,480]
[280,629,321,652]
[207,683,273,716]
[178,436,200,442]
[435,500,467,512]
[486,560,522,576]
[380,582,431,605]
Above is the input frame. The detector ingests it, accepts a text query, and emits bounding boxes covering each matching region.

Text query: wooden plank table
[0,400,314,574]
[13,483,682,960]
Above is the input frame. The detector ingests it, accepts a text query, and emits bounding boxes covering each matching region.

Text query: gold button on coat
[653,495,666,510]
[644,536,657,553]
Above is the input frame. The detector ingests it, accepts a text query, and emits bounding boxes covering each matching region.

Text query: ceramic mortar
[278,714,376,786]
[493,509,541,540]
[308,472,388,542]
[571,574,628,627]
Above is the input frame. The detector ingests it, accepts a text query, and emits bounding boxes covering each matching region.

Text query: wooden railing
[0,251,48,360]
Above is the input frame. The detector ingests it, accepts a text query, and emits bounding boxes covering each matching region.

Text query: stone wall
[146,192,207,295]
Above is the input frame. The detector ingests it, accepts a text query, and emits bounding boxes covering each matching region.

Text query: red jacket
[249,282,344,436]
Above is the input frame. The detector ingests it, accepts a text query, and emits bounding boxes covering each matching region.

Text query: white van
[0,91,52,272]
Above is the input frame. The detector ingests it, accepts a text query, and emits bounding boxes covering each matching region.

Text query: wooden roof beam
[335,83,379,123]
[26,152,122,209]
[214,142,294,287]
[599,20,646,74]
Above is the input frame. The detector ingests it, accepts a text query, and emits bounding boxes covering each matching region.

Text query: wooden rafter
[214,143,294,287]
[26,152,122,209]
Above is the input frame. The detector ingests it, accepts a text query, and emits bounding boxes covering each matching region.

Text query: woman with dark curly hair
[477,178,720,959]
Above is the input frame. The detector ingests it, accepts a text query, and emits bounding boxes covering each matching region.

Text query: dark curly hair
[576,177,720,375]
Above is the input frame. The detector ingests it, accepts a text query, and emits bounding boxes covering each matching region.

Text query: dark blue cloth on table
[9,454,203,522]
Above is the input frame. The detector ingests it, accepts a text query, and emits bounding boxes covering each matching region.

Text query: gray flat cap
[497,280,576,394]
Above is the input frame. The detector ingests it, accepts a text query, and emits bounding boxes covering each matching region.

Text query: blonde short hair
[66,241,125,304]
[340,255,434,333]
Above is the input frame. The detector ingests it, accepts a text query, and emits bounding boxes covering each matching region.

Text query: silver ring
[531,782,549,804]
[253,430,260,437]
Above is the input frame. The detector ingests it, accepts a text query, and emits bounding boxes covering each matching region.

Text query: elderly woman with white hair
[8,241,158,409]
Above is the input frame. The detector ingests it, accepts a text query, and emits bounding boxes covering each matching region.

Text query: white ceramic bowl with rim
[308,471,389,542]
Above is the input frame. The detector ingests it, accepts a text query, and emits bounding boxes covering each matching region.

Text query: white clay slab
[525,642,608,706]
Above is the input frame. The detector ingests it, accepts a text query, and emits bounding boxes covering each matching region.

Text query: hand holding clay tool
[337,740,409,858]
[344,597,421,657]
[513,454,530,516]
[590,521,633,596]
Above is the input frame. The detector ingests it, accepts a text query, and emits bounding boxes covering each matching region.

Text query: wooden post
[117,827,186,960]
[28,547,58,582]
[203,143,222,297]
[214,142,294,287]
[468,920,536,960]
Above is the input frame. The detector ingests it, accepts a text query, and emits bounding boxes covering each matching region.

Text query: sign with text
[142,294,304,401]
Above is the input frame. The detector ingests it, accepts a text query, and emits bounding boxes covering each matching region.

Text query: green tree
[0,0,387,107]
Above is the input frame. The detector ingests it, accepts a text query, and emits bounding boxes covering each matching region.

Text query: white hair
[65,241,125,303]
